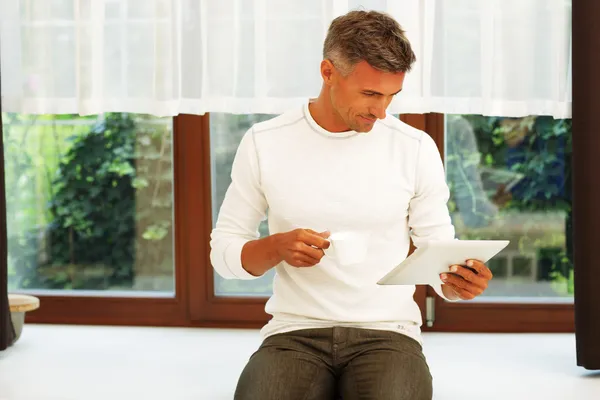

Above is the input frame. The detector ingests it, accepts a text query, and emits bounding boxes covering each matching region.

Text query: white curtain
[0,0,572,118]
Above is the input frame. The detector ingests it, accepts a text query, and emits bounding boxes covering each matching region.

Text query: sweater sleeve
[407,133,459,301]
[210,128,268,280]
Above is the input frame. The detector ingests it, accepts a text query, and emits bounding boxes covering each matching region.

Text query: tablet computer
[376,239,510,286]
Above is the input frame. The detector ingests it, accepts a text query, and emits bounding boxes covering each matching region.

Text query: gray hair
[323,10,417,75]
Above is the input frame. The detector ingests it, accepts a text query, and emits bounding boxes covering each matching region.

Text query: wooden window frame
[22,115,196,327]
[182,114,269,328]
[421,113,574,333]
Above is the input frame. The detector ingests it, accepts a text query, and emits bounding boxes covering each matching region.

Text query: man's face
[327,60,406,133]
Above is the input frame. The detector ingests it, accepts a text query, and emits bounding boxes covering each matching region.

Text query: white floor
[0,325,598,400]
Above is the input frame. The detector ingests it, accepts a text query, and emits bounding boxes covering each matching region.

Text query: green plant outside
[448,115,573,296]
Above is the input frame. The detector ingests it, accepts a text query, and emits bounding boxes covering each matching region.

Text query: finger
[440,273,483,297]
[289,252,320,267]
[297,250,321,265]
[305,229,331,239]
[440,273,468,290]
[465,259,493,280]
[294,242,325,260]
[445,284,475,300]
[299,230,330,249]
[319,230,331,239]
[448,265,488,290]
[290,260,313,268]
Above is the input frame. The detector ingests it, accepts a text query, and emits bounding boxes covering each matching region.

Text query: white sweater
[210,103,456,344]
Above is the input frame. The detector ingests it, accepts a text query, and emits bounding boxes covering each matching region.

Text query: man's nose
[369,105,386,120]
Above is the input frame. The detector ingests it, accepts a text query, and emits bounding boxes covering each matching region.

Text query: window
[2,113,201,326]
[417,113,574,332]
[3,113,175,295]
[445,115,573,301]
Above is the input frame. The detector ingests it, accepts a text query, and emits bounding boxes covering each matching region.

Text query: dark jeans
[234,327,433,400]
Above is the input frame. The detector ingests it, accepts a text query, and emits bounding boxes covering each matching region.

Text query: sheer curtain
[0,0,571,118]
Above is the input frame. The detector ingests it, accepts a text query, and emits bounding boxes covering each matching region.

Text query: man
[210,10,493,400]
[446,114,513,228]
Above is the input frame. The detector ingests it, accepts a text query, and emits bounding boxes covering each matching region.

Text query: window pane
[210,113,276,297]
[445,115,573,301]
[3,113,175,294]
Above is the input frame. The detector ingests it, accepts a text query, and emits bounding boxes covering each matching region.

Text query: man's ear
[320,59,336,86]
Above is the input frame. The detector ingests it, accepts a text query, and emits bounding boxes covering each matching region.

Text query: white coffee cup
[323,231,370,265]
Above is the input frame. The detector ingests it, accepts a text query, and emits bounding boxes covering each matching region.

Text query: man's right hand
[241,228,330,277]
[274,229,331,268]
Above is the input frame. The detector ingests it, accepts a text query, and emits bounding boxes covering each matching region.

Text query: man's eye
[363,92,375,97]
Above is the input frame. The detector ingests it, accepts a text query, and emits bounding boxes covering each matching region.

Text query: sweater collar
[303,101,361,139]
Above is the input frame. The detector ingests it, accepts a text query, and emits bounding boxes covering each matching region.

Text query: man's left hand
[440,259,493,300]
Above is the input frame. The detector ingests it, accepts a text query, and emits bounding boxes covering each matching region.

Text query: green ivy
[42,114,138,289]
